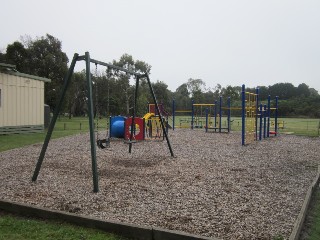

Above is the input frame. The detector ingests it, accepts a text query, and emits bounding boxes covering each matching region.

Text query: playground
[0,129,319,239]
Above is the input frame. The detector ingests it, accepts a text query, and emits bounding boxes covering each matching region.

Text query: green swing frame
[32,52,174,192]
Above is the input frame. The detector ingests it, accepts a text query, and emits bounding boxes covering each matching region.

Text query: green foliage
[272,235,285,240]
[186,78,206,103]
[0,212,126,240]
[2,34,69,110]
[5,41,28,72]
[2,34,319,118]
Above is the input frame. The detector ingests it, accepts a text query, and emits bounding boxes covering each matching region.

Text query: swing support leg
[85,52,99,192]
[145,74,175,157]
[32,53,79,182]
[129,76,140,153]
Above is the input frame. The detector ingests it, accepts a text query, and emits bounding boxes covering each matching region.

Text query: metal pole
[172,99,175,130]
[191,99,194,129]
[241,84,246,145]
[275,96,279,136]
[205,107,208,133]
[32,53,79,182]
[259,104,263,140]
[219,96,222,133]
[227,97,231,133]
[267,95,271,138]
[85,52,99,193]
[214,100,217,132]
[145,74,174,157]
[263,104,267,139]
[129,76,140,153]
[255,88,259,140]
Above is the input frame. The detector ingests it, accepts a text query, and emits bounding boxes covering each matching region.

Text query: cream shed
[0,63,51,134]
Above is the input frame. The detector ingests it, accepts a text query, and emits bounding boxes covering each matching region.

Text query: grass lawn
[0,117,108,152]
[0,211,127,240]
[171,116,320,137]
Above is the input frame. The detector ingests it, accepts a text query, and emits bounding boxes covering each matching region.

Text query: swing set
[93,63,110,149]
[32,52,174,192]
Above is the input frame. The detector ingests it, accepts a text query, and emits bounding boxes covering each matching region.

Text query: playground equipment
[241,84,279,146]
[191,102,214,129]
[171,99,193,129]
[145,103,168,139]
[204,96,231,133]
[32,52,174,193]
[124,117,144,141]
[110,116,126,138]
[242,86,259,145]
[172,97,231,132]
[260,95,279,139]
[105,107,168,142]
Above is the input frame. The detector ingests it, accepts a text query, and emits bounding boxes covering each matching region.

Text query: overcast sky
[1,0,320,92]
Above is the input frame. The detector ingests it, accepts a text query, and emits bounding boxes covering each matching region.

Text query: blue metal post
[227,97,231,132]
[263,104,267,139]
[219,96,222,133]
[275,96,279,136]
[259,104,263,140]
[267,95,271,137]
[241,84,246,146]
[191,99,194,130]
[214,100,217,132]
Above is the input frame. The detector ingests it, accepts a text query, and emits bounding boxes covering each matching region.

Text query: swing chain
[94,63,99,141]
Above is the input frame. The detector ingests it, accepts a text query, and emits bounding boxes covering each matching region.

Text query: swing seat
[97,139,110,149]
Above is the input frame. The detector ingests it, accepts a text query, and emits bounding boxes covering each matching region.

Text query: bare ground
[0,129,319,239]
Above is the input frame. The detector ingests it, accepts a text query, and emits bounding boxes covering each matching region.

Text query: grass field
[0,116,319,239]
[0,117,107,152]
[171,116,320,137]
[0,212,127,240]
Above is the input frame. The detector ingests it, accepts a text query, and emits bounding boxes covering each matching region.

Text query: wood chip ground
[0,129,319,239]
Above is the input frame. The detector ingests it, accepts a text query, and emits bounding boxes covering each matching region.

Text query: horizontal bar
[77,55,144,77]
[193,104,215,106]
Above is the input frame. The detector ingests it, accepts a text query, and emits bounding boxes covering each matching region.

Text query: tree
[2,34,69,110]
[152,81,170,103]
[222,85,239,102]
[64,71,87,118]
[28,34,69,109]
[187,78,205,103]
[212,84,222,100]
[174,83,191,110]
[5,41,29,72]
[296,83,310,98]
[268,83,296,99]
[111,54,152,115]
[257,86,269,100]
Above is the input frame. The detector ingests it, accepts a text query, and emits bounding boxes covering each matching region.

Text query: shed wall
[0,73,44,128]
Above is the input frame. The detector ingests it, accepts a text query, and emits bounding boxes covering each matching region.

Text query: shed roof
[0,63,51,83]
